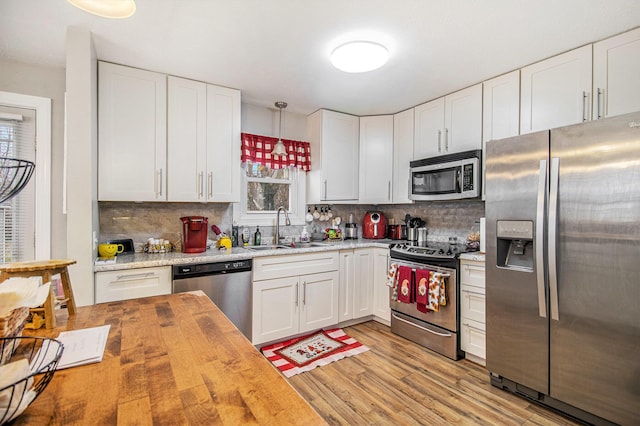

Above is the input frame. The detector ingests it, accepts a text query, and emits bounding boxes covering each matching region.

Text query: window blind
[0,108,36,263]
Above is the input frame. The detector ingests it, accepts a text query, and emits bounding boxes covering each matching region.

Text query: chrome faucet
[274,206,291,244]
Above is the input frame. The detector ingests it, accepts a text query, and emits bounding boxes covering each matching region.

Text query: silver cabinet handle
[302,281,307,305]
[548,157,560,321]
[198,171,204,198]
[323,179,327,199]
[462,322,485,332]
[597,88,603,119]
[536,159,547,318]
[115,272,156,282]
[387,181,391,201]
[157,168,163,197]
[437,130,442,153]
[582,91,588,122]
[295,283,299,307]
[207,172,213,198]
[444,128,449,151]
[392,313,452,337]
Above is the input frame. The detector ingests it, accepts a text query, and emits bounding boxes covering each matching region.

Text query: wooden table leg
[60,267,77,315]
[41,271,56,329]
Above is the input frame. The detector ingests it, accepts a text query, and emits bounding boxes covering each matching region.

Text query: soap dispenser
[300,226,310,243]
[254,226,261,246]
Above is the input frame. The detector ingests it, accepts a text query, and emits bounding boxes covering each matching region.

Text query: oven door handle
[392,313,452,337]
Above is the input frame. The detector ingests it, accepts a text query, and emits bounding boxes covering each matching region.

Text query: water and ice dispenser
[496,220,534,271]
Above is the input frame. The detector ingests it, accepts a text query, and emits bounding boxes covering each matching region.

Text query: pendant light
[67,0,136,19]
[271,101,288,157]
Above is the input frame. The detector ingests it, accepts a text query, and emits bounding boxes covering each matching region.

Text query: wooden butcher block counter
[16,291,326,425]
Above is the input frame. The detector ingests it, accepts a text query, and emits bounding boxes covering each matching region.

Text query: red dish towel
[397,266,413,304]
[415,268,430,311]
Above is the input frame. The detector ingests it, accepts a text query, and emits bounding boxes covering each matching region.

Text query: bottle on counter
[300,226,310,243]
[254,226,261,246]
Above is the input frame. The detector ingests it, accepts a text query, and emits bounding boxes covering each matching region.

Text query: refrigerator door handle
[536,159,548,318]
[549,157,560,321]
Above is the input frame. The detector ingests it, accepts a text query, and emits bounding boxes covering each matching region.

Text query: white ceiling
[1,0,639,116]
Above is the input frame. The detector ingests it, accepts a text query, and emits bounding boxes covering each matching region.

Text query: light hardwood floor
[287,321,581,426]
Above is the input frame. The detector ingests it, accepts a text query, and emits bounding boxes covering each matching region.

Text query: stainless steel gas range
[389,241,476,360]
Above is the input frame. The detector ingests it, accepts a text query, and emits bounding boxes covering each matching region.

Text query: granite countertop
[459,252,486,262]
[95,239,400,272]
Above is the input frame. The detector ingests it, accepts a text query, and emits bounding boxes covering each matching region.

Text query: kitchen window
[234,133,311,227]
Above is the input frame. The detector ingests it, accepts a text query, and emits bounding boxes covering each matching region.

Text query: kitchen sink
[246,245,292,251]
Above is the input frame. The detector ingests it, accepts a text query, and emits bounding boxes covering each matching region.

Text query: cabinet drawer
[253,252,339,281]
[461,318,486,360]
[95,266,171,303]
[460,260,485,288]
[460,285,486,324]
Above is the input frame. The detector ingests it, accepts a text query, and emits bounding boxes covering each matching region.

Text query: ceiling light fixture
[67,0,136,19]
[271,101,288,157]
[330,41,389,73]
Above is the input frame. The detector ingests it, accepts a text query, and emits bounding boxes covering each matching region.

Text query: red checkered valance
[241,133,311,172]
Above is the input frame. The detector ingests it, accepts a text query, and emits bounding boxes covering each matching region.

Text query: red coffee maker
[180,216,208,253]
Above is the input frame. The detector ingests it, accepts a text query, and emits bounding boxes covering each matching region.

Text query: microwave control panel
[462,164,474,191]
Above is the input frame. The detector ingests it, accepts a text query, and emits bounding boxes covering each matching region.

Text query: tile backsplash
[99,200,484,251]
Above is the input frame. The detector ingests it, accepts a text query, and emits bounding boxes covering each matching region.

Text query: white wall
[65,26,98,306]
[241,103,307,140]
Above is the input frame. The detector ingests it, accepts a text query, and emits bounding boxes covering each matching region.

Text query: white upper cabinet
[482,70,520,143]
[413,97,445,159]
[593,27,640,120]
[445,84,483,153]
[413,84,482,159]
[206,84,241,202]
[167,76,207,201]
[167,77,241,202]
[307,109,359,203]
[393,108,414,204]
[359,115,394,204]
[520,45,593,134]
[98,62,167,201]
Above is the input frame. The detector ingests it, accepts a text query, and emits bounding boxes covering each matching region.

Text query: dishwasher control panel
[173,259,252,278]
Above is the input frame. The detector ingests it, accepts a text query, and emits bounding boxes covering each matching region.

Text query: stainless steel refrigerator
[485,111,640,425]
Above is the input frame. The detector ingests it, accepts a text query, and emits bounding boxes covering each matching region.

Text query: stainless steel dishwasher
[172,259,252,340]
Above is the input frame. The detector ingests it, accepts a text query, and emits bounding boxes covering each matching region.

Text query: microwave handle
[456,169,462,192]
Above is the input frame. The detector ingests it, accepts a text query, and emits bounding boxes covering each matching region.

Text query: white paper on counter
[54,324,111,370]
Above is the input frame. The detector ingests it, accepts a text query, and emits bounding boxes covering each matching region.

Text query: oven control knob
[438,249,445,255]
[446,249,453,256]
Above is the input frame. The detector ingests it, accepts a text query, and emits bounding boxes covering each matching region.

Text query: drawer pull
[392,313,452,337]
[463,322,485,332]
[116,272,156,281]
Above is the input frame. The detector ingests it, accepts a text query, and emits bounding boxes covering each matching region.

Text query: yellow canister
[217,236,232,250]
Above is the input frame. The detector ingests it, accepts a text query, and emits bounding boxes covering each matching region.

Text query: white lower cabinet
[339,249,374,323]
[372,247,391,324]
[459,258,486,365]
[95,266,171,303]
[252,252,339,345]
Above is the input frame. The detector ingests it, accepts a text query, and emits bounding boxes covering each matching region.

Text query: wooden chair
[0,259,77,329]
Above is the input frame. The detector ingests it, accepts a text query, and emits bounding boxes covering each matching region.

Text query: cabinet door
[393,108,414,204]
[95,266,171,303]
[413,97,444,159]
[520,45,592,134]
[444,83,483,153]
[483,71,520,143]
[299,271,339,333]
[252,276,299,345]
[98,62,167,201]
[167,76,207,201]
[338,250,355,322]
[322,110,359,201]
[372,247,391,323]
[206,84,241,202]
[353,249,374,318]
[359,115,393,204]
[593,27,640,119]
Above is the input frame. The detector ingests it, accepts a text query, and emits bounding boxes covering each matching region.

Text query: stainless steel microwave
[409,149,481,201]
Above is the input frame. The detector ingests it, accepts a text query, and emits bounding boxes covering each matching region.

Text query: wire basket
[0,337,63,424]
[0,157,35,205]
